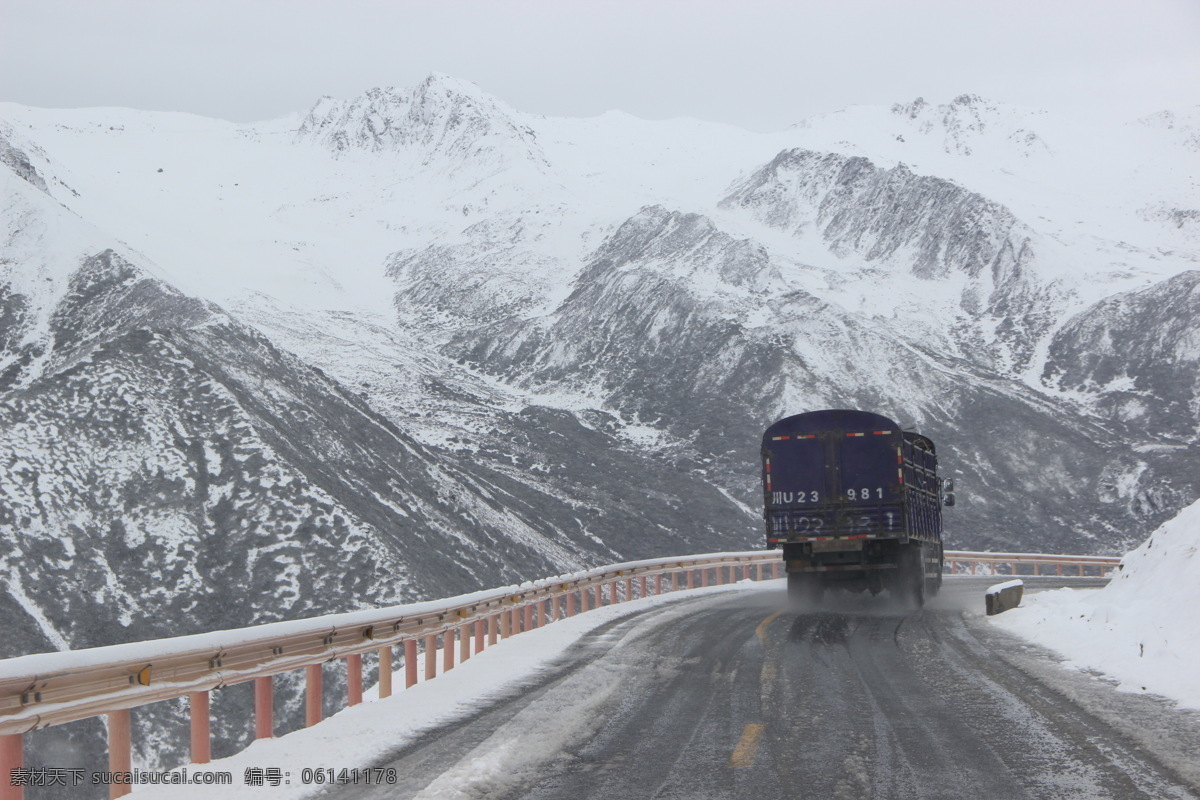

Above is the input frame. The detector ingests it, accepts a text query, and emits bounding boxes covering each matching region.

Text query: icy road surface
[321,578,1199,800]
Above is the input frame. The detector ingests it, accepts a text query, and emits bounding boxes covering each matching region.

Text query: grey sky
[1,0,1197,130]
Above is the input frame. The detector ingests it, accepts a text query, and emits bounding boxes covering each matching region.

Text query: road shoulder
[964,609,1200,792]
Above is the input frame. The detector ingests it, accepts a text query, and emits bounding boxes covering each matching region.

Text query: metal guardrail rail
[0,552,777,799]
[945,550,1121,576]
[0,549,1120,798]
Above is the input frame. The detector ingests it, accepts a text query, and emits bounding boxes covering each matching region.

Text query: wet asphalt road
[325,578,1200,800]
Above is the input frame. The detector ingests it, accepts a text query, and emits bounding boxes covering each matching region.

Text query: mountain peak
[888,94,1050,157]
[413,72,495,103]
[295,75,548,171]
[1136,106,1200,151]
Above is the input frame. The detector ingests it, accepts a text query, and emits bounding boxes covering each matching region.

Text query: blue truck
[761,409,953,606]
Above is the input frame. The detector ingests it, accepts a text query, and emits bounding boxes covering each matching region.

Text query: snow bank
[991,499,1200,708]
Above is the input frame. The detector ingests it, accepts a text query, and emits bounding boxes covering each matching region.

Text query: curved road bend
[325,579,1200,800]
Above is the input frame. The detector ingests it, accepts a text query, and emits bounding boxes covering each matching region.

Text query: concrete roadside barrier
[986,579,1024,615]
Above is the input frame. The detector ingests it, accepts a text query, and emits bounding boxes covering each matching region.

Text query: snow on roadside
[990,499,1200,709]
[127,580,774,799]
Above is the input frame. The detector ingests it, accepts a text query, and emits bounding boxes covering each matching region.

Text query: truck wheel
[898,547,925,609]
[915,554,928,607]
[788,573,824,608]
[929,546,944,597]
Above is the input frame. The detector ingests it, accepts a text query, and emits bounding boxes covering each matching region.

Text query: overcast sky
[1,0,1197,131]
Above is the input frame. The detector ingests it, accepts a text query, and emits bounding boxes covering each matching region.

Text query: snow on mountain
[1128,107,1200,248]
[892,94,1054,158]
[0,140,180,391]
[442,203,1185,553]
[1138,203,1200,247]
[0,158,757,790]
[1137,106,1200,152]
[992,498,1200,710]
[0,121,50,193]
[386,214,582,327]
[784,95,1200,271]
[720,149,1029,282]
[792,94,1056,165]
[0,183,750,662]
[296,74,548,171]
[2,169,569,654]
[718,148,1058,372]
[1043,270,1200,444]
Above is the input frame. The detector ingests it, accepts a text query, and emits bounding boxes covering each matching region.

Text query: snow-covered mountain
[718,147,1054,371]
[1044,270,1200,444]
[2,75,1199,663]
[0,164,751,661]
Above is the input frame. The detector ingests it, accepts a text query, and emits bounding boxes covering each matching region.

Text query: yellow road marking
[729,723,765,767]
[755,610,783,646]
[734,611,783,768]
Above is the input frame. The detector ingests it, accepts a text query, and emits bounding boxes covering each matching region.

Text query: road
[325,578,1200,800]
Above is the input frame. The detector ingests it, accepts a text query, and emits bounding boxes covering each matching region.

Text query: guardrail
[944,550,1121,577]
[0,551,779,799]
[0,547,1120,799]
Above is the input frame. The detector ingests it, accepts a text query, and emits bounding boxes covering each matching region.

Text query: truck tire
[929,544,944,597]
[897,546,925,609]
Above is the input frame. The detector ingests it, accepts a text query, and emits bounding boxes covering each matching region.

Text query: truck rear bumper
[787,560,898,573]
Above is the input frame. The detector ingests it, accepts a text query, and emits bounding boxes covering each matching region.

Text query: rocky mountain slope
[439,204,1188,555]
[718,147,1056,372]
[1043,270,1200,444]
[1,177,750,663]
[0,142,756,788]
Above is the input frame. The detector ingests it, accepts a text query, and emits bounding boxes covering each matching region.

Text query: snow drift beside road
[991,498,1200,709]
